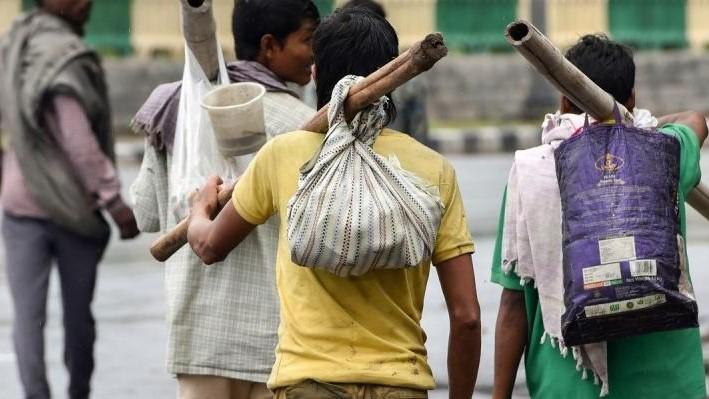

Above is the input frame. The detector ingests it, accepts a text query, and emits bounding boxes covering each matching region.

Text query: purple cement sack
[554,108,698,346]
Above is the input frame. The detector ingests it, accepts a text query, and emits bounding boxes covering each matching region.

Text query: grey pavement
[1,153,708,398]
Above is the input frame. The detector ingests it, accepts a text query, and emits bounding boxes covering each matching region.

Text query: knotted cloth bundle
[287,76,443,277]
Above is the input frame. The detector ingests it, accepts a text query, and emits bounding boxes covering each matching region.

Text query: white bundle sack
[286,76,443,277]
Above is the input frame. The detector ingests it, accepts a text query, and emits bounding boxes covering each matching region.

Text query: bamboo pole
[149,33,448,262]
[180,0,220,80]
[505,19,709,222]
[505,20,633,122]
[147,0,220,263]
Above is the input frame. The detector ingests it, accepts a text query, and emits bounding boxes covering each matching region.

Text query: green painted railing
[16,0,695,55]
[609,0,687,49]
[23,0,132,55]
[313,0,334,16]
[436,0,517,52]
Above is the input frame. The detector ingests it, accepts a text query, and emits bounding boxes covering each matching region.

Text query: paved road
[1,153,708,398]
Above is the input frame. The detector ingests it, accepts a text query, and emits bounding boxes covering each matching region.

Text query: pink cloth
[1,95,121,218]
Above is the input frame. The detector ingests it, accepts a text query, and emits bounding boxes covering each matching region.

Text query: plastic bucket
[201,82,267,157]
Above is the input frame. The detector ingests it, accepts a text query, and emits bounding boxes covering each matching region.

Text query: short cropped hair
[232,0,320,61]
[312,7,398,121]
[565,34,635,107]
[340,0,386,18]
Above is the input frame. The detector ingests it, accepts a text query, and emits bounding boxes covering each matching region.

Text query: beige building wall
[0,0,21,35]
[516,0,531,22]
[132,0,235,60]
[213,0,236,58]
[546,0,608,50]
[333,0,435,49]
[380,0,436,49]
[687,0,709,50]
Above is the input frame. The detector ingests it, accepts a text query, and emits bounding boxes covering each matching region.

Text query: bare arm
[436,254,481,399]
[492,289,527,399]
[657,111,708,146]
[186,176,257,264]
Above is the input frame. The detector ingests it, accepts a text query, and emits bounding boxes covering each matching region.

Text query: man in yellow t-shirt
[186,7,481,399]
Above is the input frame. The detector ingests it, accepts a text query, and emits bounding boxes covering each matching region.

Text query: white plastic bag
[286,76,443,277]
[168,45,249,218]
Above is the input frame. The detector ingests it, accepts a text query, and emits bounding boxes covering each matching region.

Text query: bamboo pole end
[411,33,448,72]
[181,0,212,13]
[505,19,533,46]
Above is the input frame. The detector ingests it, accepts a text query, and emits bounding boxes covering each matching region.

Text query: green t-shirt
[491,124,706,399]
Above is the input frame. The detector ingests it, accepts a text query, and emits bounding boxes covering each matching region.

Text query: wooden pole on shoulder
[149,33,449,262]
[505,19,709,222]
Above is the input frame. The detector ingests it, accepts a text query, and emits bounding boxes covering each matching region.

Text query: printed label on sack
[583,263,622,289]
[599,236,636,264]
[584,294,666,318]
[629,259,657,277]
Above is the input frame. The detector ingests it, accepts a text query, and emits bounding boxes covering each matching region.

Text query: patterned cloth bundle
[286,76,443,277]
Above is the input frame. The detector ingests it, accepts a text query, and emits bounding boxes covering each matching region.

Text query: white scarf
[502,109,658,397]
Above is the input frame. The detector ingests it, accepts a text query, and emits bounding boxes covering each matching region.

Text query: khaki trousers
[178,374,273,399]
[273,380,428,399]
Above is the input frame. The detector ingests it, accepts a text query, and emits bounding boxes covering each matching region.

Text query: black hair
[232,0,320,61]
[313,7,398,122]
[340,0,386,18]
[565,34,635,110]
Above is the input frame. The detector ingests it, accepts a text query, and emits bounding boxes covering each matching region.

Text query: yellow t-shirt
[232,129,475,389]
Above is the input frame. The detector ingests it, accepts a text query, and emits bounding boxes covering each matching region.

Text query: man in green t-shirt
[492,34,708,399]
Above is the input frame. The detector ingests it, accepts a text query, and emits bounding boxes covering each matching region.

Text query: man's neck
[38,8,85,36]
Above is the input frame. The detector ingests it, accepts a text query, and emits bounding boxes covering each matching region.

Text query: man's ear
[258,34,279,63]
[560,95,573,114]
[624,89,636,111]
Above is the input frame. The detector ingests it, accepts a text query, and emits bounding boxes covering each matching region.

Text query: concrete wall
[104,59,182,132]
[421,50,709,122]
[105,50,709,132]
